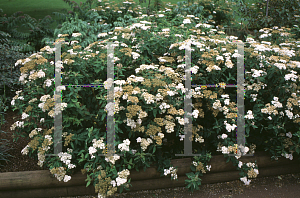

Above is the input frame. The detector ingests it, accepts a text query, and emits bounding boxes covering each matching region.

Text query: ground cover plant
[1,0,300,198]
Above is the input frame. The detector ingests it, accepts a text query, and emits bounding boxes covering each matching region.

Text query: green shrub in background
[0,9,57,54]
[223,0,300,33]
[0,30,36,121]
[8,0,300,197]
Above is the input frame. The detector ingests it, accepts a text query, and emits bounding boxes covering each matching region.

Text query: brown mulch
[0,109,49,172]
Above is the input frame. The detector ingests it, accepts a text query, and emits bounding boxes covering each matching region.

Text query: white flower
[89,147,97,155]
[240,176,251,185]
[243,146,249,155]
[136,137,142,143]
[206,165,211,171]
[167,91,176,96]
[192,110,199,118]
[158,132,164,139]
[147,138,153,144]
[118,143,130,152]
[131,149,137,155]
[44,79,53,87]
[22,112,30,120]
[72,33,82,37]
[221,134,228,139]
[40,95,51,102]
[37,70,45,78]
[164,169,170,176]
[111,180,116,187]
[64,175,71,182]
[286,132,292,138]
[224,122,237,132]
[238,161,243,168]
[253,169,259,175]
[21,145,29,155]
[116,177,127,186]
[176,117,185,125]
[221,146,229,154]
[183,18,191,24]
[179,134,185,141]
[246,162,255,168]
[195,137,204,143]
[123,139,130,145]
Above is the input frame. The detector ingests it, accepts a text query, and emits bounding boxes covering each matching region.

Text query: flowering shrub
[8,0,300,198]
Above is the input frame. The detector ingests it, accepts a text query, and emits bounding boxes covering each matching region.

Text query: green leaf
[296,147,300,154]
[186,182,192,189]
[128,164,131,169]
[153,108,157,118]
[86,180,91,187]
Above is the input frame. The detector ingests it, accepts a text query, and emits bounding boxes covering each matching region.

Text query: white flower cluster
[244,110,255,119]
[179,134,185,141]
[111,169,130,187]
[175,83,186,94]
[29,128,43,138]
[223,121,237,132]
[138,110,148,119]
[141,92,155,104]
[164,120,176,133]
[155,93,164,102]
[135,64,159,74]
[136,137,152,151]
[286,132,292,138]
[105,155,121,165]
[50,166,71,182]
[176,117,185,125]
[21,145,30,155]
[21,112,29,120]
[238,161,243,168]
[126,118,137,129]
[29,98,38,103]
[44,78,55,87]
[89,138,106,159]
[195,136,204,143]
[72,33,82,37]
[36,135,53,167]
[192,161,212,171]
[217,134,228,139]
[192,110,199,118]
[10,90,23,106]
[58,150,76,170]
[10,120,24,131]
[212,100,222,111]
[240,176,251,185]
[282,152,293,160]
[131,52,140,60]
[164,166,178,180]
[159,102,170,111]
[118,139,130,152]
